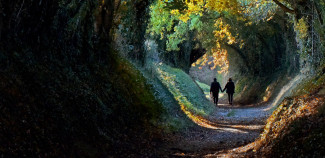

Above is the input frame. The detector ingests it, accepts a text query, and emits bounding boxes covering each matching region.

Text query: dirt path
[159,102,269,157]
[157,75,304,157]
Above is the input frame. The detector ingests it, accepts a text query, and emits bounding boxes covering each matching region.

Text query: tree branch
[272,0,296,14]
[314,1,323,25]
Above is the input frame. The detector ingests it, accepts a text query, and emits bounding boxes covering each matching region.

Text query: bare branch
[272,0,295,14]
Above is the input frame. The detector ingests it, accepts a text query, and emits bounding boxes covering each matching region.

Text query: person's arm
[223,83,228,92]
[219,83,223,92]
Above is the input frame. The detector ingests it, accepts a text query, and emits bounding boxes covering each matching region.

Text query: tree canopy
[147,0,321,73]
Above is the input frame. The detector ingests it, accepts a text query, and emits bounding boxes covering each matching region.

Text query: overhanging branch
[272,0,296,14]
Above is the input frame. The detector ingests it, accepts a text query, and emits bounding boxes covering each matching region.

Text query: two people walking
[210,78,235,106]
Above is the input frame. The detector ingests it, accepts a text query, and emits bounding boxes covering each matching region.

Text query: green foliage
[233,76,251,96]
[166,21,189,51]
[147,1,216,52]
[240,0,278,23]
[147,1,176,39]
[293,73,325,96]
[189,14,204,32]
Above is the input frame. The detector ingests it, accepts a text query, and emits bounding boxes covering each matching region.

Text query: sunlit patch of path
[180,104,264,133]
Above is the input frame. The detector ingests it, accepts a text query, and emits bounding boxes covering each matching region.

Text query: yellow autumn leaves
[193,18,235,73]
[162,0,240,73]
[206,0,238,13]
[294,17,308,39]
[214,18,236,45]
[169,0,239,23]
[169,0,205,23]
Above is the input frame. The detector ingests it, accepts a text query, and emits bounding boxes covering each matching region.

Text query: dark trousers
[228,93,234,104]
[213,93,219,104]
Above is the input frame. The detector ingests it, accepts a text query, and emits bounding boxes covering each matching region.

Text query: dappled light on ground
[180,104,264,133]
[180,104,220,130]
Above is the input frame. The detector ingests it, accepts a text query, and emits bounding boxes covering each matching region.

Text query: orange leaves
[211,48,229,72]
[190,17,235,73]
[254,95,325,152]
[196,18,236,73]
[214,18,236,45]
[192,47,229,73]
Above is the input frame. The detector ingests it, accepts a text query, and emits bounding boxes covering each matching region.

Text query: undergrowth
[0,54,163,157]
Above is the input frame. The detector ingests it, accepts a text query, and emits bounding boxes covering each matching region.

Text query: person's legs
[230,93,233,104]
[213,93,219,105]
[216,93,219,105]
[228,93,231,104]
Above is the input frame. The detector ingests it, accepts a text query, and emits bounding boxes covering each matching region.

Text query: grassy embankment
[142,63,216,131]
[250,71,325,157]
[156,64,215,115]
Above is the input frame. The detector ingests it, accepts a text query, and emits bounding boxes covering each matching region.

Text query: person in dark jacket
[210,78,222,105]
[223,78,235,105]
